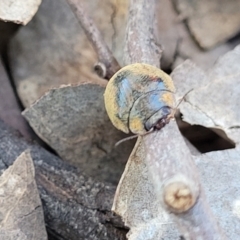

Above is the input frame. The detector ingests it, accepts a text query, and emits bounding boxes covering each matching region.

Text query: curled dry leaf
[0,0,41,25]
[173,0,240,49]
[22,83,135,184]
[172,44,240,144]
[0,151,47,240]
[113,46,240,239]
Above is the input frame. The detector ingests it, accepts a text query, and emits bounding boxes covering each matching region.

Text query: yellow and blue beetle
[104,63,176,135]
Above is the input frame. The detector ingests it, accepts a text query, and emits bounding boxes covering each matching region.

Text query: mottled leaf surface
[172,45,240,143]
[0,151,47,240]
[23,83,135,183]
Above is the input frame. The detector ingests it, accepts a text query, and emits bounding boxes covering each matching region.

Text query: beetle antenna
[172,88,193,116]
[115,135,138,147]
[176,88,193,109]
[115,128,155,147]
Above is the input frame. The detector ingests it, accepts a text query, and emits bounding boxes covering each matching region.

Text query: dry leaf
[0,0,41,25]
[173,0,240,49]
[9,0,128,107]
[22,83,135,183]
[112,137,180,240]
[172,44,240,143]
[195,147,240,239]
[0,151,47,240]
[155,0,239,71]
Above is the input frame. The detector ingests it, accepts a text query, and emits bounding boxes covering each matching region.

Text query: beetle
[104,63,176,136]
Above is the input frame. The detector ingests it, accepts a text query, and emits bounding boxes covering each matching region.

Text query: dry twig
[117,0,225,238]
[66,0,121,79]
[124,0,162,66]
